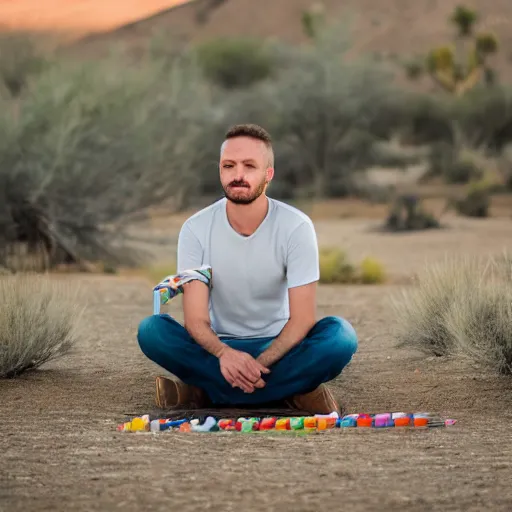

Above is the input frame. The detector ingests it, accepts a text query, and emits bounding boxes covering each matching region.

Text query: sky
[0,0,188,38]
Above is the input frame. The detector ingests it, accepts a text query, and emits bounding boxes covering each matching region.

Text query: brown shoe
[155,376,210,409]
[285,384,342,416]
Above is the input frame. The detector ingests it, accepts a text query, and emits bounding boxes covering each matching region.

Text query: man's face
[220,136,274,205]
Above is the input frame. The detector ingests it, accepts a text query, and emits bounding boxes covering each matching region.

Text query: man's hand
[219,347,270,393]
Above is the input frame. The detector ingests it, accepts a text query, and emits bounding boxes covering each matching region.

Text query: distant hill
[71,0,512,84]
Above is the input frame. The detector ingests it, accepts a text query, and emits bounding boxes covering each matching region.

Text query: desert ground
[1,208,512,511]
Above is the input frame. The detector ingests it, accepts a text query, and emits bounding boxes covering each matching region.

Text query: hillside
[72,0,512,83]
[0,0,187,40]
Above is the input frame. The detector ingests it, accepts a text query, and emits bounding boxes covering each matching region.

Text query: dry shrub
[319,248,386,284]
[392,255,512,374]
[319,248,356,284]
[0,274,83,378]
[360,257,386,284]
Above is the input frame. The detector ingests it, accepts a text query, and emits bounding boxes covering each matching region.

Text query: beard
[223,178,267,205]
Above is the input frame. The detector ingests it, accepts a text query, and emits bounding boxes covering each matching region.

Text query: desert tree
[403,6,499,96]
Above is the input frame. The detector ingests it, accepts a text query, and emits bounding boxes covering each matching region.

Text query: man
[137,124,358,414]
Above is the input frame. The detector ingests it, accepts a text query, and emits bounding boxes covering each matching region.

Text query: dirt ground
[2,213,512,512]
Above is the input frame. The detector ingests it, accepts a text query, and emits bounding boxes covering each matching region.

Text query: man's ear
[266,167,275,183]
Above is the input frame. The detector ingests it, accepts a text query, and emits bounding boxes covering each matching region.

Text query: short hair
[222,123,274,167]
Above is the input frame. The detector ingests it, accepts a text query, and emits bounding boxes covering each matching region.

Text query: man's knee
[315,316,358,369]
[137,314,187,355]
[137,315,161,357]
[138,314,182,358]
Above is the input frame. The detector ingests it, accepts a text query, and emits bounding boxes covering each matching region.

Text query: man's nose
[234,164,245,179]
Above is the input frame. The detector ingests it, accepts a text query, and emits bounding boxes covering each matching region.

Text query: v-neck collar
[222,197,273,241]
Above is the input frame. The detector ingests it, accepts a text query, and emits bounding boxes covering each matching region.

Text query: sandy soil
[1,215,512,511]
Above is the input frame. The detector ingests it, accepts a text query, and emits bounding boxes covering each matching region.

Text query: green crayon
[290,417,305,430]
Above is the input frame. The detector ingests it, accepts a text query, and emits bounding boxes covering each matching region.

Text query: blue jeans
[137,315,358,405]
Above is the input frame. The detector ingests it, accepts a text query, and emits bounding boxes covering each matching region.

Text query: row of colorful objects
[117,411,457,433]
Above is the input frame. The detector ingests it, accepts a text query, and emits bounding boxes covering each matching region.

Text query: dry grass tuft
[392,254,512,374]
[0,274,84,378]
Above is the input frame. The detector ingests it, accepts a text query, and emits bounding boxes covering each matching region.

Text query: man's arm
[182,281,226,357]
[257,282,317,367]
[182,281,270,392]
[176,223,227,355]
[257,219,320,367]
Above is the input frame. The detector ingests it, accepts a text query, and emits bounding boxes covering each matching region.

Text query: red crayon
[218,419,235,430]
[259,418,277,430]
[394,417,411,427]
[357,414,373,427]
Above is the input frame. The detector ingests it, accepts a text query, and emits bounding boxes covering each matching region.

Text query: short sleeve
[177,222,203,272]
[286,221,320,288]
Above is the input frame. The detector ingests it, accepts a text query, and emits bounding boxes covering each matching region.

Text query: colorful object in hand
[153,265,212,314]
[117,411,456,433]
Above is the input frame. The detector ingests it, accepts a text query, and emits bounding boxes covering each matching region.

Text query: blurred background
[0,0,511,276]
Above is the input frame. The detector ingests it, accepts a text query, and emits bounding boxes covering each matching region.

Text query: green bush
[426,142,489,185]
[400,86,512,152]
[195,38,275,89]
[448,160,478,183]
[319,248,356,284]
[397,93,453,145]
[445,153,483,183]
[454,179,492,217]
[360,257,386,284]
[319,248,386,284]
[452,86,512,150]
[0,32,51,97]
[0,53,218,269]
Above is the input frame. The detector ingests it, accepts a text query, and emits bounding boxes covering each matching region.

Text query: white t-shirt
[177,197,319,338]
